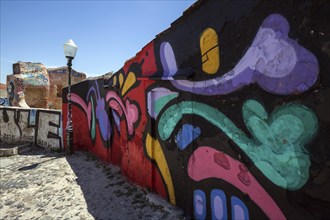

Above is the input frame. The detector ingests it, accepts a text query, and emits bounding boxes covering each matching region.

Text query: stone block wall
[47,67,86,109]
[7,62,50,108]
[5,62,86,109]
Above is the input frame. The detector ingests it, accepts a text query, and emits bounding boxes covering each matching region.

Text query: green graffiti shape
[91,98,96,140]
[154,94,178,117]
[158,100,318,190]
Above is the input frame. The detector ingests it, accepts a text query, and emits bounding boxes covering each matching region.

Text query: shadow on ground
[5,145,184,219]
[14,145,66,171]
[65,150,184,220]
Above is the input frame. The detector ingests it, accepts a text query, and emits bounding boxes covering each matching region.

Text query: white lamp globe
[64,39,78,58]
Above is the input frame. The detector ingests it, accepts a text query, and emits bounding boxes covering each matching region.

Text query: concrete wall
[0,107,62,151]
[63,0,330,218]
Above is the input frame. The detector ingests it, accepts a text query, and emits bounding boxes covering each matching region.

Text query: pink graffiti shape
[71,93,92,130]
[109,100,123,116]
[106,91,138,135]
[188,146,286,220]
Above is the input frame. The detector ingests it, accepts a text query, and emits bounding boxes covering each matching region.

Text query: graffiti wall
[6,62,50,108]
[0,107,62,151]
[63,0,330,219]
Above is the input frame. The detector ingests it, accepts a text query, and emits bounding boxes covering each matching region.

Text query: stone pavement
[0,147,185,220]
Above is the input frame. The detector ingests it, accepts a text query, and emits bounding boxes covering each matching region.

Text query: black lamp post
[64,39,78,155]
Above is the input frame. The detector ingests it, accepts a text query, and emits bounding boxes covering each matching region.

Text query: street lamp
[64,39,78,155]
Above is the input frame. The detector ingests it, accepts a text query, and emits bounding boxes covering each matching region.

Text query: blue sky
[0,0,195,84]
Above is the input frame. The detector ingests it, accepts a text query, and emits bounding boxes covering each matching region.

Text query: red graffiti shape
[214,151,231,170]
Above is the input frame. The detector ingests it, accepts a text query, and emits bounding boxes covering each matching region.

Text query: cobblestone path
[0,148,184,220]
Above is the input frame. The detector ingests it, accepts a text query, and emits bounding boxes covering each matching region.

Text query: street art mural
[157,100,318,190]
[63,0,330,219]
[7,79,28,107]
[71,80,111,145]
[0,107,62,151]
[171,14,319,95]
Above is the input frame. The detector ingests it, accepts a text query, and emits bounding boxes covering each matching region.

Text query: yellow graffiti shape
[112,76,117,87]
[119,73,124,88]
[146,133,176,205]
[200,28,220,74]
[121,72,136,96]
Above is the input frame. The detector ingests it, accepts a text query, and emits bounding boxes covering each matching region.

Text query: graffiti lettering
[0,107,62,151]
[0,109,21,142]
[36,111,62,150]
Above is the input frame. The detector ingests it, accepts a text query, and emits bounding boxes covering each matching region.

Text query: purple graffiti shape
[169,14,318,95]
[188,146,285,219]
[112,109,121,133]
[86,83,111,141]
[106,91,139,136]
[160,42,178,78]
